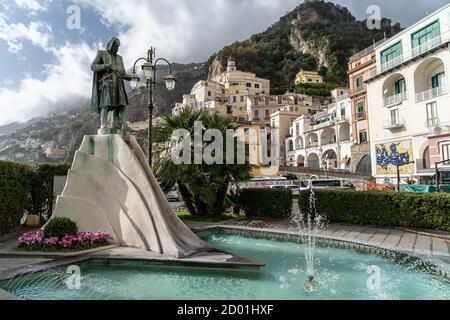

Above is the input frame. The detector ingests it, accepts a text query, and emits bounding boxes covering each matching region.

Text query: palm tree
[153,108,251,217]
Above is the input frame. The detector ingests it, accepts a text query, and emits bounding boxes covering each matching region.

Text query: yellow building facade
[295,69,323,85]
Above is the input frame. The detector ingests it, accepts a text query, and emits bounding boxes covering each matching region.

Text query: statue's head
[107,37,120,55]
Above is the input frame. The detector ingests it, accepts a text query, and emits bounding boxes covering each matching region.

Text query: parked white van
[300,179,356,191]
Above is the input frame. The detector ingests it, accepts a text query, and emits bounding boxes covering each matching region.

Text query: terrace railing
[365,31,450,82]
[384,91,408,107]
[416,85,448,103]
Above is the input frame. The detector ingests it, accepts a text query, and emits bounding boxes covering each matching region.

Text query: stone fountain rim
[197,225,450,280]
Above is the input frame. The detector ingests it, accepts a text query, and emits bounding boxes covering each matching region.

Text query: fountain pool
[1,230,449,300]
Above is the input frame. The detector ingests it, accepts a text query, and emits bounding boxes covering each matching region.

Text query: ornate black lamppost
[130,47,176,167]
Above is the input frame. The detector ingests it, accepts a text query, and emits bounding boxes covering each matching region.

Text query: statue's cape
[91,55,101,114]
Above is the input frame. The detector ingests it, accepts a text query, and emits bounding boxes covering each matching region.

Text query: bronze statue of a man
[91,37,131,135]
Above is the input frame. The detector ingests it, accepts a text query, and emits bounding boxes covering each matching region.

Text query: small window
[208,91,212,97]
[240,96,244,102]
[253,97,259,106]
[390,108,399,125]
[359,131,368,143]
[358,101,364,116]
[265,97,270,105]
[255,83,260,89]
[426,101,438,126]
[254,110,259,118]
[232,96,237,103]
[277,96,283,104]
[442,143,450,162]
[356,76,363,90]
[246,82,251,88]
[265,109,270,118]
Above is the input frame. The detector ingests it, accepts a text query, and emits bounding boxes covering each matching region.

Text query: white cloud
[14,0,51,12]
[76,0,300,64]
[0,42,96,125]
[0,14,52,52]
[0,0,302,125]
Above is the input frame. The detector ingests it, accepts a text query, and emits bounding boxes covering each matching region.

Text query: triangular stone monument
[52,134,209,258]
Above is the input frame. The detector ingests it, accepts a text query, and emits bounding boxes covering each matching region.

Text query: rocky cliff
[207,0,402,93]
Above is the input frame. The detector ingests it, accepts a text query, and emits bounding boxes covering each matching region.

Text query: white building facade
[366,4,450,184]
[286,89,353,170]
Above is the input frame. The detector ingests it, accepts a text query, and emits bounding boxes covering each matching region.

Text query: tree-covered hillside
[208,0,402,94]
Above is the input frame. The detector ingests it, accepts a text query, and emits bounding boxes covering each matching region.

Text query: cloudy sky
[0,0,448,125]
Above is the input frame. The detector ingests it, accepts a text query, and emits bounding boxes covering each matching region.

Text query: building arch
[355,154,372,175]
[383,72,407,97]
[320,127,336,146]
[322,149,338,169]
[306,152,320,169]
[295,136,304,149]
[414,56,446,95]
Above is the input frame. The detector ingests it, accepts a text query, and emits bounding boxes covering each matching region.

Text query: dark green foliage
[0,161,70,236]
[44,217,78,239]
[299,190,450,231]
[239,188,293,218]
[0,161,31,236]
[295,83,335,97]
[208,1,402,93]
[153,108,251,217]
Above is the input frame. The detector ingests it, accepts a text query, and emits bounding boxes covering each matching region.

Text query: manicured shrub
[299,190,450,232]
[44,217,78,239]
[0,161,31,236]
[239,188,293,218]
[0,161,70,236]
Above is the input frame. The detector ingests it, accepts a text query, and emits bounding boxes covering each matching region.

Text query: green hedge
[0,161,70,236]
[300,190,450,232]
[239,188,293,218]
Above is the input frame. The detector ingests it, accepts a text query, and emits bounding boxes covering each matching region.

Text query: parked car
[165,189,181,202]
[300,179,356,191]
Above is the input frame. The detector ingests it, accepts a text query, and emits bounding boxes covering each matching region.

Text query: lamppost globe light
[130,72,140,90]
[164,74,177,91]
[142,62,155,81]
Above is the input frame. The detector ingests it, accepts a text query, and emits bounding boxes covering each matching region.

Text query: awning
[415,172,436,177]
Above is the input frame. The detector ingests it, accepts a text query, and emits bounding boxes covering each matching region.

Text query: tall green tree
[153,108,251,217]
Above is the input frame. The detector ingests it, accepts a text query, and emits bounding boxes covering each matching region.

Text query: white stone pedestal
[51,134,209,258]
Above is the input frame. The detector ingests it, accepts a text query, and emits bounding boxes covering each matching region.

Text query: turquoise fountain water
[2,231,450,300]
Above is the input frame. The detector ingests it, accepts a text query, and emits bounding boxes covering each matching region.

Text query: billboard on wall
[376,140,414,175]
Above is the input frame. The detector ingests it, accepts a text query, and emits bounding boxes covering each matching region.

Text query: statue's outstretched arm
[91,51,106,72]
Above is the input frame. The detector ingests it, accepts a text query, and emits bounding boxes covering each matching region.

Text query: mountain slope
[208,0,402,94]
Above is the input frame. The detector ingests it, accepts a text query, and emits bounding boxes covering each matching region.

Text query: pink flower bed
[17,229,111,252]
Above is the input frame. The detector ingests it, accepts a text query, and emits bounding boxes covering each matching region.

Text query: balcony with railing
[356,111,366,120]
[416,85,448,103]
[383,118,405,130]
[384,91,408,107]
[365,31,450,82]
[426,118,441,129]
[380,55,404,74]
